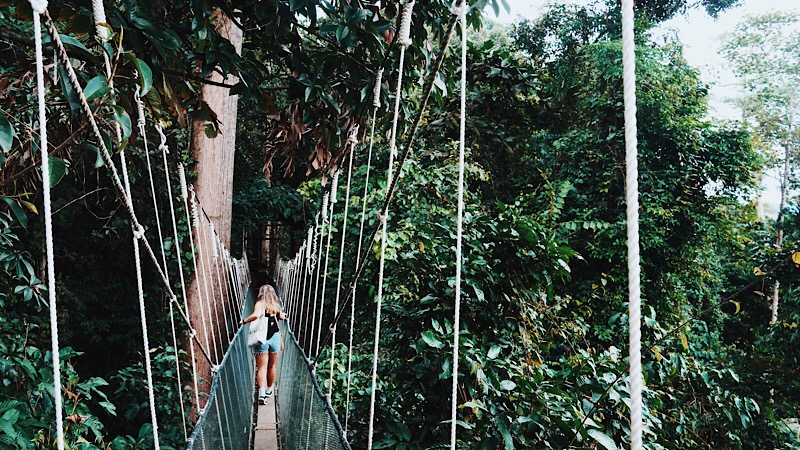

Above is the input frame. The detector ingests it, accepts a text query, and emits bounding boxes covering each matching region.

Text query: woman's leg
[267,351,279,388]
[256,352,270,389]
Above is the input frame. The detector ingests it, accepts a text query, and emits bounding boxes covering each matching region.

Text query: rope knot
[211,365,220,375]
[450,0,468,17]
[155,123,169,154]
[179,164,189,200]
[29,0,47,14]
[330,171,340,204]
[397,1,416,48]
[348,125,360,146]
[133,224,145,240]
[378,212,387,225]
[373,68,384,108]
[133,84,147,129]
[190,329,197,338]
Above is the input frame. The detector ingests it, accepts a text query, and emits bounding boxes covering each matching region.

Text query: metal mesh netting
[277,323,352,450]
[187,285,256,450]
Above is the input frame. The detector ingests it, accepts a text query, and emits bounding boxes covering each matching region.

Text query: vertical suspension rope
[121,146,161,450]
[346,68,382,432]
[316,172,338,357]
[166,135,202,414]
[329,130,358,404]
[450,1,467,448]
[310,197,328,353]
[621,1,643,449]
[31,2,65,448]
[368,3,414,449]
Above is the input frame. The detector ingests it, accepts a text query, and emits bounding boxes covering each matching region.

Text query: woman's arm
[239,301,265,326]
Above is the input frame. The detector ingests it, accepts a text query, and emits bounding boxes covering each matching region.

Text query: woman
[240,284,285,405]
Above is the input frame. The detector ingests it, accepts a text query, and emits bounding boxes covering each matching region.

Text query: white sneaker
[258,395,268,405]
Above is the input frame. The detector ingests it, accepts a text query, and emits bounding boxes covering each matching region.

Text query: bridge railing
[277,321,352,450]
[187,284,257,450]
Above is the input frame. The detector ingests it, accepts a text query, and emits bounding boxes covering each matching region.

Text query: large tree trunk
[186,10,243,404]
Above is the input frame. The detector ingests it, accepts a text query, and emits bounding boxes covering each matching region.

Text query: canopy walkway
[25,0,652,448]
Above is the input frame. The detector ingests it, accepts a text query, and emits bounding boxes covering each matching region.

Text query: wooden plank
[254,393,279,450]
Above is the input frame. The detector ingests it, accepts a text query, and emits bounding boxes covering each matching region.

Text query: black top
[265,313,279,340]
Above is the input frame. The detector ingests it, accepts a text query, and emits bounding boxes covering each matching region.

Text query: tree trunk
[770,137,791,325]
[186,9,243,403]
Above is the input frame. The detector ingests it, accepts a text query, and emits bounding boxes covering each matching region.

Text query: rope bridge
[28,0,645,448]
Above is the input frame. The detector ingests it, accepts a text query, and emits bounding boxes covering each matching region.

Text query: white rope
[450,2,467,447]
[32,4,65,449]
[315,191,336,357]
[329,130,358,400]
[188,190,216,372]
[622,1,643,449]
[120,138,161,450]
[310,196,328,352]
[158,124,199,429]
[346,72,381,432]
[397,1,416,48]
[134,86,169,277]
[368,4,413,447]
[197,207,221,362]
[91,0,109,41]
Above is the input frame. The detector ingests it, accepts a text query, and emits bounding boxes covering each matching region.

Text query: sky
[492,0,798,215]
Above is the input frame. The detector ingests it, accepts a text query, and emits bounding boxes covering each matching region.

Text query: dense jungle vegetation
[1,0,799,448]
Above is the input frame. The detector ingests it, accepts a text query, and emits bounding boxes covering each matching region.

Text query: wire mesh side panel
[187,285,257,450]
[277,323,352,450]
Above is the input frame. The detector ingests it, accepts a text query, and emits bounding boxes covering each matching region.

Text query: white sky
[493,0,798,214]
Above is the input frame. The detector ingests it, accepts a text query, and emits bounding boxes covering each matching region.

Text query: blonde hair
[258,284,282,316]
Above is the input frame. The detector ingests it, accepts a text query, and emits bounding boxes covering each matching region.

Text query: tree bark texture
[186,10,244,404]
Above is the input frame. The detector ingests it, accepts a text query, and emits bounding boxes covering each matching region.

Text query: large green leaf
[588,429,619,450]
[420,330,444,349]
[111,106,132,142]
[0,197,27,228]
[84,76,110,101]
[0,112,13,153]
[48,157,67,187]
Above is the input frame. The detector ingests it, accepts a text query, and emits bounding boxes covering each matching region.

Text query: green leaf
[84,76,110,101]
[58,67,81,119]
[487,344,501,359]
[499,380,516,391]
[111,106,132,142]
[587,429,619,450]
[1,197,27,228]
[47,157,67,188]
[421,330,444,349]
[0,112,14,153]
[135,58,153,96]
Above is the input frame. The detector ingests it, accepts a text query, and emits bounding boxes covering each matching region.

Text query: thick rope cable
[622,0,643,448]
[367,4,415,449]
[345,69,382,432]
[449,2,467,448]
[315,5,460,359]
[30,3,65,449]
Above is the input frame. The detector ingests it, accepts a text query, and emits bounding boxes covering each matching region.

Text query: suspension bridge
[25,0,648,448]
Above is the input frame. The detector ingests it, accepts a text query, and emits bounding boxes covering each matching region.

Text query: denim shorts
[254,332,281,355]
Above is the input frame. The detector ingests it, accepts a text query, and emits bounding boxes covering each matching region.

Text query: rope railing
[34,5,253,448]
